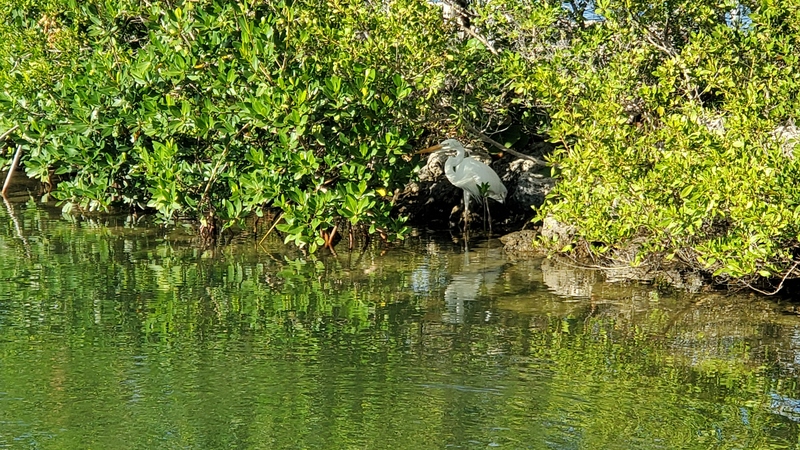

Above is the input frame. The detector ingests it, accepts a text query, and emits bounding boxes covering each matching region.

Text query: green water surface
[1,199,799,449]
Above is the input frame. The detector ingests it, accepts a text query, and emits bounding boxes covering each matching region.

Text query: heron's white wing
[448,157,507,202]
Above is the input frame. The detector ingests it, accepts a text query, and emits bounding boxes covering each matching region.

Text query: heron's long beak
[415,144,443,155]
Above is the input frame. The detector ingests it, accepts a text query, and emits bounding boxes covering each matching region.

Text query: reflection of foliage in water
[1,201,799,448]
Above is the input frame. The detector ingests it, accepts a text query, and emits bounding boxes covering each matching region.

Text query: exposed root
[2,144,23,197]
[323,224,338,251]
[199,211,217,245]
[743,261,800,296]
[258,211,283,246]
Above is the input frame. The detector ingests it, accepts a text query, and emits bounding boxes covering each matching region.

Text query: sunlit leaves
[0,0,455,248]
[530,0,800,281]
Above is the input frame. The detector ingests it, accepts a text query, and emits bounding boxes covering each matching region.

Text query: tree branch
[461,120,549,166]
[2,144,23,198]
[461,25,499,55]
[0,125,19,143]
[744,261,799,295]
[442,0,499,55]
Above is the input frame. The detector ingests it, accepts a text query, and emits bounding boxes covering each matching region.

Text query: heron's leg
[482,197,488,234]
[487,200,493,236]
[463,190,470,234]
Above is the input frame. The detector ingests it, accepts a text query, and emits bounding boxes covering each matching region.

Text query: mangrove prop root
[2,144,23,198]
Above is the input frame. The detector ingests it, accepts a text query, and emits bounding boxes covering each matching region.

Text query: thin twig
[744,261,800,296]
[461,26,499,55]
[559,136,571,154]
[258,211,284,246]
[442,0,498,55]
[461,120,549,165]
[201,159,227,201]
[2,144,23,197]
[199,124,249,207]
[0,125,20,143]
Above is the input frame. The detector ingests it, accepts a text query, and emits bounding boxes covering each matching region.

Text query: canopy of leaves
[1,0,472,251]
[4,0,800,283]
[461,0,800,283]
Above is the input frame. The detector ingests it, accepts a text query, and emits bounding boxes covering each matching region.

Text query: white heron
[418,139,507,233]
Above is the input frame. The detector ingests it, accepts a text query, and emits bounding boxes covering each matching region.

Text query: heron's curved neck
[451,146,467,162]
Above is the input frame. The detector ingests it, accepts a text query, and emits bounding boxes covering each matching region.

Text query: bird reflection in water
[410,240,509,325]
[442,244,509,324]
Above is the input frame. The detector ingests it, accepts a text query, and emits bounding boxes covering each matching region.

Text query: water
[1,199,800,449]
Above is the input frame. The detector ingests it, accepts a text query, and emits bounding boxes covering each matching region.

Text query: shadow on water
[1,199,800,449]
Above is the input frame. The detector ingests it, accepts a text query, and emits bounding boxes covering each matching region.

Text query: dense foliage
[4,0,800,282]
[0,0,471,251]
[462,0,800,284]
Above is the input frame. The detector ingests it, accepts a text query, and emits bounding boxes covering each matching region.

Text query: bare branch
[743,261,799,295]
[2,144,23,197]
[463,26,499,55]
[461,120,549,166]
[442,0,499,55]
[0,125,20,143]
